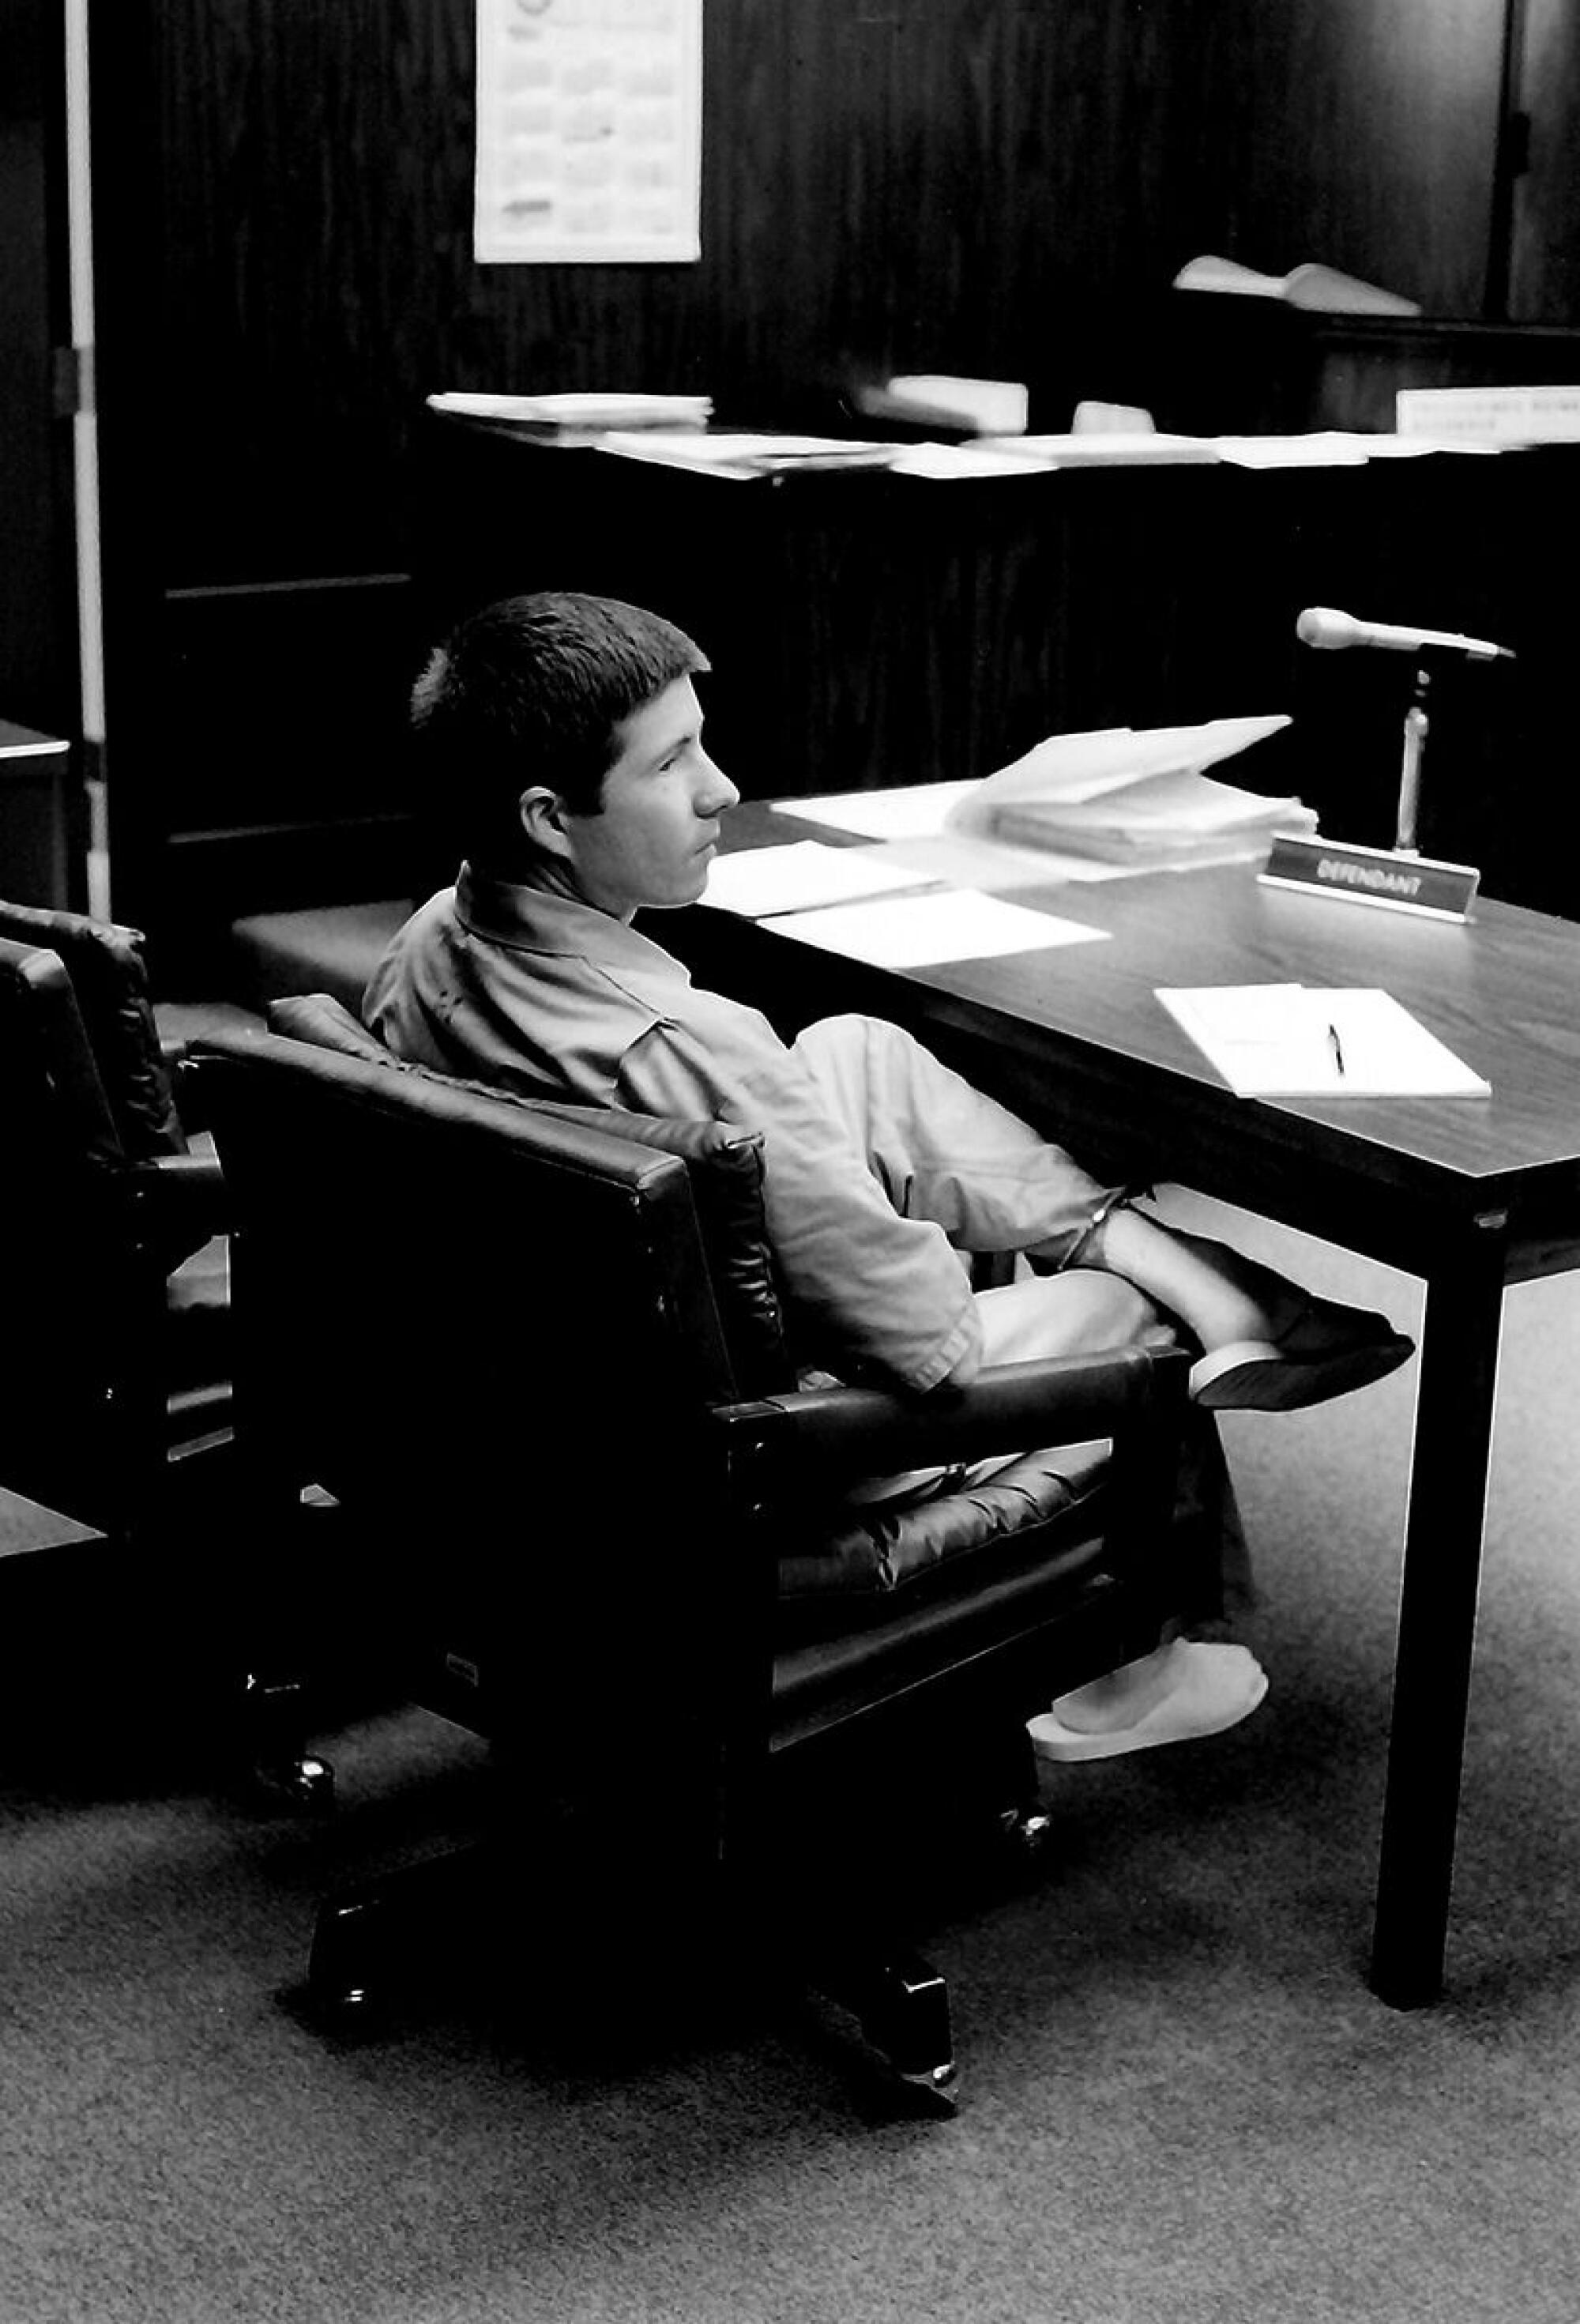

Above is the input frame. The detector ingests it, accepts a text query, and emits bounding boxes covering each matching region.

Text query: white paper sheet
[884,443,1060,480]
[972,431,1224,467]
[702,839,937,918]
[596,431,895,477]
[769,782,981,841]
[1156,985,1492,1097]
[858,833,1135,887]
[1210,433,1375,469]
[759,889,1108,968]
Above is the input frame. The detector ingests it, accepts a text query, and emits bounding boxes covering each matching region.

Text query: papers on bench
[1156,985,1492,1098]
[946,714,1314,870]
[426,390,713,433]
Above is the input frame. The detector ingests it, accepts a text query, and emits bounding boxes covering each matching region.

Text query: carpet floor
[2,1197,1578,2324]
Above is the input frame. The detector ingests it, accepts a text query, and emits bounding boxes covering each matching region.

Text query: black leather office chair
[0,914,231,1539]
[190,1011,1194,2107]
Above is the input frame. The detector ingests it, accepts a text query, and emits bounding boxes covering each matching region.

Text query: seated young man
[365,592,1413,1761]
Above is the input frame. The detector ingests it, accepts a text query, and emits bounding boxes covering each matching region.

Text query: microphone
[1296,606,1515,663]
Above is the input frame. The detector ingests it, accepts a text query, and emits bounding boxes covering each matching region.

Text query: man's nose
[699,755,739,814]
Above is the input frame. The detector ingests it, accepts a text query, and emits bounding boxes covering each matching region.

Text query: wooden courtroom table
[669,802,1580,2009]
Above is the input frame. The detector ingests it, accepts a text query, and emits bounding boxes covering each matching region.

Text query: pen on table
[1327,1021,1346,1079]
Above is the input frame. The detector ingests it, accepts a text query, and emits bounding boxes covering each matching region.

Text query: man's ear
[518,785,574,861]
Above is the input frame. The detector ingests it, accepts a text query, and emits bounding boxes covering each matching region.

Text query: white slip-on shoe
[1027,1640,1269,1764]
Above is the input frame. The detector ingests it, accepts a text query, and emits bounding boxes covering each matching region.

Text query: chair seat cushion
[777,1440,1108,1615]
[771,1450,1124,1736]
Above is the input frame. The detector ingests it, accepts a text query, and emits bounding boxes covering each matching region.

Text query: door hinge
[52,344,96,418]
[1503,110,1532,179]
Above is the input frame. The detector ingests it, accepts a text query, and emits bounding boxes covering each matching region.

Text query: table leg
[1369,1220,1508,2008]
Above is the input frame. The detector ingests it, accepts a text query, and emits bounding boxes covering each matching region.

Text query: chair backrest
[0,937,141,1517]
[261,989,796,1400]
[191,1027,781,1636]
[0,936,124,1171]
[190,1022,807,1753]
[0,900,186,1158]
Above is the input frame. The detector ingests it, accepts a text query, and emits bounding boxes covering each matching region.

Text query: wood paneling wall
[1513,0,1580,321]
[151,0,1515,586]
[73,0,1574,962]
[0,0,75,739]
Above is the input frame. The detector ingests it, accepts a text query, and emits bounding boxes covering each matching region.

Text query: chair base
[240,1671,337,1812]
[295,1743,1054,2109]
[302,1836,963,2105]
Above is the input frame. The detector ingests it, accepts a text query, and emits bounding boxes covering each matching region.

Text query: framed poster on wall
[474,0,703,263]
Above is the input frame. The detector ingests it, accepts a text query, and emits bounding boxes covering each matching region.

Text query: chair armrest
[127,1147,231,1263]
[711,1345,1190,1494]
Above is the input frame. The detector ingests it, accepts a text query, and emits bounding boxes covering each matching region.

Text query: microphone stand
[1394,665,1431,856]
[1262,650,1484,919]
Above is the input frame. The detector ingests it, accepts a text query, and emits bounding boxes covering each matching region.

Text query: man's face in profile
[551,677,739,919]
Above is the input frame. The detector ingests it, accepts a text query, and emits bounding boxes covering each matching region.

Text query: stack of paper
[426,390,713,434]
[946,716,1315,870]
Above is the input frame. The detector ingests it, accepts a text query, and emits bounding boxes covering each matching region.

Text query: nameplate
[1259,834,1480,921]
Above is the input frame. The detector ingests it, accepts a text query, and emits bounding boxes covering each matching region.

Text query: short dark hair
[411,590,710,874]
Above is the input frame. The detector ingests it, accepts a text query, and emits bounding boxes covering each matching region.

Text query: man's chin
[643,880,706,913]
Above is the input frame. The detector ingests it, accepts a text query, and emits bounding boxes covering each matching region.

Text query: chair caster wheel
[289,1756,336,1813]
[307,1895,390,2032]
[857,1952,954,2092]
[251,1753,336,1815]
[242,1674,333,1813]
[895,2058,959,2115]
[999,1803,1055,1862]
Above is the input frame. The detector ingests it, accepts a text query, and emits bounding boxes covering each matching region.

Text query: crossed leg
[793,1012,1413,1413]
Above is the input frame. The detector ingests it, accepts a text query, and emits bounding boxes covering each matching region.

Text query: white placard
[474,0,702,265]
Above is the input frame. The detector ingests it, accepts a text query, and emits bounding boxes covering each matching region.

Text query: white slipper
[1027,1641,1269,1764]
